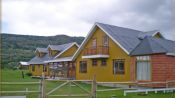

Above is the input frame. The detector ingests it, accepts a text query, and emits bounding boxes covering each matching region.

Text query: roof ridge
[49,42,75,46]
[96,22,143,32]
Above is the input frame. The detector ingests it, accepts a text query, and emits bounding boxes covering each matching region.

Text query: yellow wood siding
[48,47,59,56]
[154,33,162,38]
[59,45,78,58]
[75,27,131,82]
[29,64,50,76]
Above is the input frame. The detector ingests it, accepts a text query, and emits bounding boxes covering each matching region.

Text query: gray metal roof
[28,54,54,64]
[96,22,160,53]
[130,37,175,56]
[72,22,165,60]
[36,48,47,53]
[138,30,159,39]
[48,42,74,51]
[28,42,77,64]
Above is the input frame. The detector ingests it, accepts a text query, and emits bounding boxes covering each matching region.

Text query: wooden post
[22,71,24,79]
[42,73,45,98]
[39,73,45,98]
[39,80,42,98]
[91,75,97,98]
[166,80,168,88]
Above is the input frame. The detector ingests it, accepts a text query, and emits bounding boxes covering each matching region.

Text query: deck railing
[83,46,109,56]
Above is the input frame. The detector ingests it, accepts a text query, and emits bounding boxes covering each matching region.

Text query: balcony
[82,46,109,59]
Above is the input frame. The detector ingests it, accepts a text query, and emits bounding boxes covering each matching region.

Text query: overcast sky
[2,0,175,40]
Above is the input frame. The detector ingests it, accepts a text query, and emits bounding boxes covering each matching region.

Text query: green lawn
[1,69,175,98]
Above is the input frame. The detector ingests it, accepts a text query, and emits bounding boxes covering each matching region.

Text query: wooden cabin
[72,22,173,82]
[46,42,79,79]
[28,42,79,78]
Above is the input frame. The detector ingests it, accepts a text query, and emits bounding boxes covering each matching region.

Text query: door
[136,61,151,80]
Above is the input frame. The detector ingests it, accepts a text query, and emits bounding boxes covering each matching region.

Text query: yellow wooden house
[28,42,79,77]
[28,48,50,76]
[45,42,79,78]
[72,22,164,82]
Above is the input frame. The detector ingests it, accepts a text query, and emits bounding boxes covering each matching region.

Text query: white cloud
[2,0,175,40]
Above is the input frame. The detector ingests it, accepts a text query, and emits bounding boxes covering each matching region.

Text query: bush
[26,72,32,76]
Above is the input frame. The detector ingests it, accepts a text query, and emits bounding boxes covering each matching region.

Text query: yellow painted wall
[29,64,50,76]
[58,45,78,58]
[75,27,131,82]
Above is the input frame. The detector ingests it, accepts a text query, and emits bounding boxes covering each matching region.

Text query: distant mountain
[1,33,84,69]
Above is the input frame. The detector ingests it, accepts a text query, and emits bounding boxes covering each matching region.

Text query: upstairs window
[92,38,97,49]
[79,61,87,73]
[113,59,125,74]
[103,35,109,46]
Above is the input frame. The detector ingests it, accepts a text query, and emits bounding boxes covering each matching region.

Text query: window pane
[92,59,97,66]
[92,39,97,48]
[103,35,108,46]
[119,62,124,71]
[113,59,125,74]
[79,61,87,73]
[101,59,107,66]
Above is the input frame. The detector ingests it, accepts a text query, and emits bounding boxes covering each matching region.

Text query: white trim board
[166,53,175,56]
[82,55,109,59]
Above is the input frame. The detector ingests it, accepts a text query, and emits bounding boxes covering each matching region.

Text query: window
[136,56,151,80]
[43,65,47,72]
[32,65,35,71]
[92,59,97,66]
[101,59,107,66]
[113,59,125,74]
[79,61,87,73]
[38,65,40,68]
[103,35,109,46]
[92,38,97,48]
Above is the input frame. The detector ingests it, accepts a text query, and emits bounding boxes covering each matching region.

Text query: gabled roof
[35,48,47,53]
[28,54,54,64]
[54,42,79,58]
[47,42,75,51]
[138,30,164,39]
[45,56,73,63]
[72,22,164,60]
[130,37,175,56]
[28,42,79,64]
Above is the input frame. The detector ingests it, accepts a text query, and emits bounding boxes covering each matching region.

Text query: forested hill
[1,33,84,69]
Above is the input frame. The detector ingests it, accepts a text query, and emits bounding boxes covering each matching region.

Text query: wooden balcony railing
[83,46,109,56]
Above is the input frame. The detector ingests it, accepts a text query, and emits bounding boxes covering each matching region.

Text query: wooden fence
[1,73,175,98]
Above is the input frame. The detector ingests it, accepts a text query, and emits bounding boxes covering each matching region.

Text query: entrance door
[136,61,151,80]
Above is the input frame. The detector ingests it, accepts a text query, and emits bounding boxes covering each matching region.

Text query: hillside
[1,33,84,69]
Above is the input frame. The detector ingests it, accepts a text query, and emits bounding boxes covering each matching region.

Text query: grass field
[1,69,175,98]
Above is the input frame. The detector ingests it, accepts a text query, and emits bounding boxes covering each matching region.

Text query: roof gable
[47,42,75,51]
[35,48,47,53]
[54,42,79,58]
[72,22,144,60]
[28,53,54,64]
[138,30,164,39]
